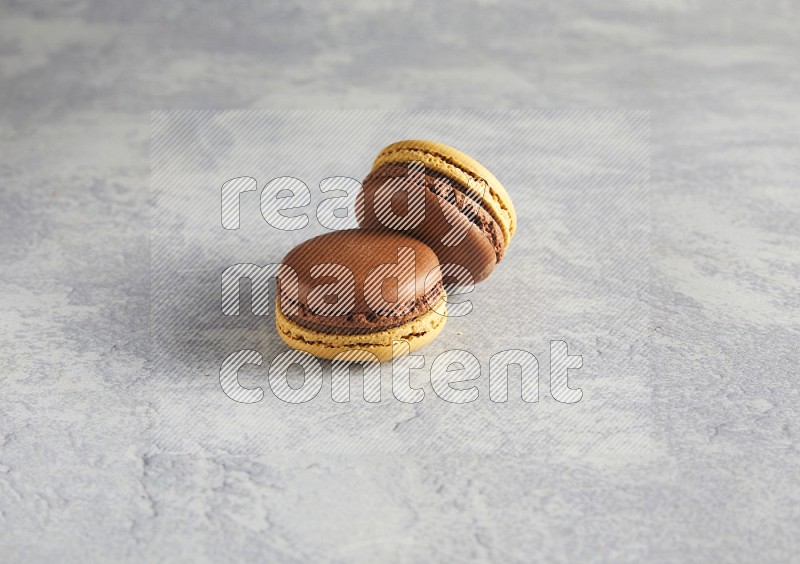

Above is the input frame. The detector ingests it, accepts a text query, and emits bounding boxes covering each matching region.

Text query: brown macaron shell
[276,229,444,335]
[357,163,500,283]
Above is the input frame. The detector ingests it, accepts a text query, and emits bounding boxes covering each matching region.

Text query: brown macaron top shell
[277,229,444,335]
[357,162,502,283]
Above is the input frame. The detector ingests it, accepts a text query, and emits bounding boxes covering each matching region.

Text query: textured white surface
[1,1,799,562]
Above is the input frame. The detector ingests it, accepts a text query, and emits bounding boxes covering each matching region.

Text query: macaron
[357,140,516,283]
[275,229,447,362]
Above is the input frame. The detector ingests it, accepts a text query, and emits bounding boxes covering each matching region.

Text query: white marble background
[1,1,798,562]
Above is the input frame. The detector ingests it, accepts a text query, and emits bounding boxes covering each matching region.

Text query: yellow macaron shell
[275,297,448,363]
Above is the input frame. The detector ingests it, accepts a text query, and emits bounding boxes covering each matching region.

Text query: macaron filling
[365,163,506,262]
[278,279,445,335]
